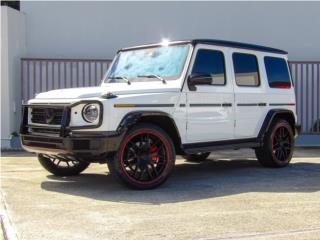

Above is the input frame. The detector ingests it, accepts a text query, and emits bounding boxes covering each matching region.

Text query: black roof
[119,39,287,55]
[191,39,287,54]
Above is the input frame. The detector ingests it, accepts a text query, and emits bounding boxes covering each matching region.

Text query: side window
[264,57,291,88]
[191,49,226,85]
[233,53,260,87]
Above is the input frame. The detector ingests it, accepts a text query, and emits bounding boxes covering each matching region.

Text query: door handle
[222,103,232,107]
[258,103,267,106]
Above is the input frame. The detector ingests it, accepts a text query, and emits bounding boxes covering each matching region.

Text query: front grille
[31,107,64,125]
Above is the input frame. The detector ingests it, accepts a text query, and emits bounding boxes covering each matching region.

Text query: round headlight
[82,104,99,123]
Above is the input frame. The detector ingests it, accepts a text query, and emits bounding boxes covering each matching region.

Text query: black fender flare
[258,109,296,141]
[116,111,182,140]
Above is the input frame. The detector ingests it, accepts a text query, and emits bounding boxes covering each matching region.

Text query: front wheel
[108,123,176,189]
[38,154,90,176]
[255,119,295,168]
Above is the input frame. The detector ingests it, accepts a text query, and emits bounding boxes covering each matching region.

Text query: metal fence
[21,58,320,134]
[21,58,112,101]
[289,62,320,134]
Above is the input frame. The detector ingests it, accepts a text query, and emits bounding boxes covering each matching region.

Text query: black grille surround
[19,101,115,160]
[20,104,71,137]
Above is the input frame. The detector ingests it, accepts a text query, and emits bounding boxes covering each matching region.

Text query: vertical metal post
[83,61,85,87]
[76,62,79,87]
[64,61,67,88]
[27,60,30,100]
[58,61,61,89]
[40,61,42,92]
[311,64,314,133]
[95,61,97,85]
[317,63,320,133]
[33,61,36,98]
[52,61,54,90]
[306,64,309,132]
[100,62,103,80]
[88,61,91,86]
[21,59,24,102]
[300,64,303,129]
[70,61,73,88]
[46,61,49,92]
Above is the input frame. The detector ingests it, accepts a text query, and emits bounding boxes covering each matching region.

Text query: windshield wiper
[137,74,166,84]
[108,76,131,85]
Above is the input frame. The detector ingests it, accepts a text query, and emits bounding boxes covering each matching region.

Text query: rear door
[185,45,235,143]
[232,51,268,139]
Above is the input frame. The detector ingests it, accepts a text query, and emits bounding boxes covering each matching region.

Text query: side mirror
[187,73,212,91]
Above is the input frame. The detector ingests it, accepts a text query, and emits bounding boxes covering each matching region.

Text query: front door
[186,46,235,143]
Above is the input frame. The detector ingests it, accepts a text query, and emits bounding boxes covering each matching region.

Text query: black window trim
[192,48,227,86]
[232,52,261,88]
[263,56,292,89]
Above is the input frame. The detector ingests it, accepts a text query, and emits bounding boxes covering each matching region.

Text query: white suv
[20,39,297,189]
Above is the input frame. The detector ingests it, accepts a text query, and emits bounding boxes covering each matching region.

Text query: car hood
[35,83,180,99]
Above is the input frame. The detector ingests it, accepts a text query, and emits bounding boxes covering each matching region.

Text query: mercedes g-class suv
[20,39,297,189]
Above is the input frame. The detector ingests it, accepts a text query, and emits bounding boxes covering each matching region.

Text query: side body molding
[114,109,296,155]
[182,109,296,154]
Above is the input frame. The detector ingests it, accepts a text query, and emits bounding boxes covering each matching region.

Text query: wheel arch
[117,111,183,154]
[258,109,296,140]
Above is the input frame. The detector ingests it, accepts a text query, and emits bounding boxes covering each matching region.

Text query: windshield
[105,44,190,83]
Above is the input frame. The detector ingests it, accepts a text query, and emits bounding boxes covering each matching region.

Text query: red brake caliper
[150,146,158,162]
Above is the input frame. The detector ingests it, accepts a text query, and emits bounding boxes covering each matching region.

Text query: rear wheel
[108,123,176,189]
[255,119,294,168]
[38,154,90,176]
[183,152,210,162]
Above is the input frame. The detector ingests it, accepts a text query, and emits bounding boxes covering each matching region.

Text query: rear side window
[264,57,291,88]
[233,53,260,86]
[192,49,226,85]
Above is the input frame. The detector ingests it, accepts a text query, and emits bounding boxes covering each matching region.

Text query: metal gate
[289,62,320,134]
[21,58,320,134]
[21,58,112,101]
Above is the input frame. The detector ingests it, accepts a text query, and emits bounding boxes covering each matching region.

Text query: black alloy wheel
[38,154,90,176]
[272,125,292,162]
[255,119,294,168]
[108,123,175,189]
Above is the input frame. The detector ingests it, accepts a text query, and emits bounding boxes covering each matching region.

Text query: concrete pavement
[1,148,320,240]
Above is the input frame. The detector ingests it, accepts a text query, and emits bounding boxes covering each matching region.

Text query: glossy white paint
[70,103,100,127]
[232,49,270,139]
[232,51,295,139]
[184,44,235,142]
[28,42,296,146]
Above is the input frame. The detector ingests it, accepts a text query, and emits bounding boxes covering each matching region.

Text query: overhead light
[161,38,170,46]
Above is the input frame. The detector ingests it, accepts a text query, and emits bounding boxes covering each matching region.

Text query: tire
[255,119,295,168]
[107,123,176,189]
[38,154,90,176]
[183,152,210,162]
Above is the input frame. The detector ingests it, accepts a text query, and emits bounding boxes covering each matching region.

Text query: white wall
[1,6,26,149]
[21,1,320,60]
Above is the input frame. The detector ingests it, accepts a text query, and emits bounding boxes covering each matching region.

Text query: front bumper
[20,103,122,158]
[20,132,123,157]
